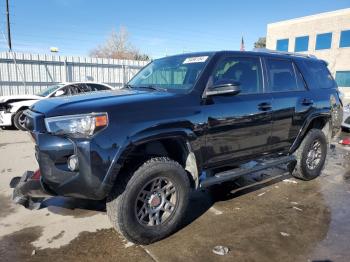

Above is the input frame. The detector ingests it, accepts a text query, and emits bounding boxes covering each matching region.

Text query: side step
[200,155,296,188]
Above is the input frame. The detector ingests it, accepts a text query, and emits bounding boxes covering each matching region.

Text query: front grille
[0,103,10,111]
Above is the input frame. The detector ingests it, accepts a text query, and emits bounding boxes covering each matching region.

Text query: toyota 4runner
[10,51,342,244]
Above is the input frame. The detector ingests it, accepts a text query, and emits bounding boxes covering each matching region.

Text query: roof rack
[252,48,317,59]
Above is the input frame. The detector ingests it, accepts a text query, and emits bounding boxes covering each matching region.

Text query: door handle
[258,102,272,111]
[301,98,314,106]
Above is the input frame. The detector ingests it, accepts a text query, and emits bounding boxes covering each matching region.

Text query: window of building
[294,36,309,52]
[276,39,289,52]
[315,33,332,50]
[266,59,300,92]
[340,30,350,48]
[335,71,350,87]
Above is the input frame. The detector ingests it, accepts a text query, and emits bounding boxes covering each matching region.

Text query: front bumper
[24,109,122,200]
[0,110,13,126]
[10,170,54,209]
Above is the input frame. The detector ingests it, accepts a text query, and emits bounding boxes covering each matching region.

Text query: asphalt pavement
[1,129,350,262]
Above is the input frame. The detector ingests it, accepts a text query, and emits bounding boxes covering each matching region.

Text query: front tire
[291,129,327,180]
[107,157,190,244]
[13,110,27,131]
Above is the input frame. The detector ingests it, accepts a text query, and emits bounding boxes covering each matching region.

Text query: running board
[200,155,296,188]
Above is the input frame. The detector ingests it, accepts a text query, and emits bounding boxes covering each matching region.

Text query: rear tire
[106,157,190,244]
[13,110,27,131]
[291,129,327,181]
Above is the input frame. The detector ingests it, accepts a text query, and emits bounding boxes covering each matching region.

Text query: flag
[240,37,245,51]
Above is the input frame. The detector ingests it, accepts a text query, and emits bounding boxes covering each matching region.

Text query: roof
[161,50,321,62]
[268,8,350,27]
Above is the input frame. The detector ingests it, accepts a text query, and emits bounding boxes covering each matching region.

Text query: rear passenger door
[265,58,313,152]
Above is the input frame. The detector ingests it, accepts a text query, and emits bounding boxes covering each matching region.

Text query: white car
[342,103,350,131]
[0,82,113,130]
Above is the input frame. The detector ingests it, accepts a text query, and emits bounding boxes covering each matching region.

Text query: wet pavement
[1,130,350,261]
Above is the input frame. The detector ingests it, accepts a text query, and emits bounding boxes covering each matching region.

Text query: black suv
[11,51,342,244]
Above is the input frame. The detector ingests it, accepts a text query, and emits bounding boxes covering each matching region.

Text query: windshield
[36,84,64,97]
[128,54,211,92]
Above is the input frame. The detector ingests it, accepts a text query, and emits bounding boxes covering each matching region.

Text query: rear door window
[266,59,301,92]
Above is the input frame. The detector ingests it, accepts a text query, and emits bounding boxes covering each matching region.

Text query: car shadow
[180,167,291,229]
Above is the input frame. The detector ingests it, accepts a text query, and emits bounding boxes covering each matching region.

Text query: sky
[0,0,349,58]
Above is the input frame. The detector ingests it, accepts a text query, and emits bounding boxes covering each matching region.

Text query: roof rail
[253,48,317,59]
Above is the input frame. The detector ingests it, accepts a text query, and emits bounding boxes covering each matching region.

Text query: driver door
[202,55,273,168]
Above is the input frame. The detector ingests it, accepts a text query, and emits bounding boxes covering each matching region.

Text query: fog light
[68,155,79,171]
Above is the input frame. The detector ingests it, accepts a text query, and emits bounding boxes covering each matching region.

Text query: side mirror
[54,90,65,97]
[206,80,241,97]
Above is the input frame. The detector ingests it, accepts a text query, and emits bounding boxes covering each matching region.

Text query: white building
[266,8,350,98]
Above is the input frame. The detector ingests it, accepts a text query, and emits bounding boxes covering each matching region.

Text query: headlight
[45,113,108,138]
[344,104,350,113]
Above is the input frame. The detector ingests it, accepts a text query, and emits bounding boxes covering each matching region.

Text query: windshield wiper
[130,85,166,92]
[123,84,133,89]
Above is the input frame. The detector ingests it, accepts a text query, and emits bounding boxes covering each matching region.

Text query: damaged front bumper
[10,170,55,210]
[0,110,13,126]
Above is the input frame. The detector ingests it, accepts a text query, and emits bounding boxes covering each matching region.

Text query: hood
[31,89,178,117]
[0,95,42,104]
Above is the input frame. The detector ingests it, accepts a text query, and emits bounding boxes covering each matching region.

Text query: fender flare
[102,127,199,191]
[289,112,330,153]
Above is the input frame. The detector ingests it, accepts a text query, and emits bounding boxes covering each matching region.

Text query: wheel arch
[290,113,330,153]
[106,129,201,191]
[11,106,29,123]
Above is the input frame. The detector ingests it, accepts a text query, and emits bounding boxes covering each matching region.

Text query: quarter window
[266,59,300,92]
[294,36,309,52]
[315,33,332,50]
[302,60,335,89]
[211,57,263,94]
[276,39,289,52]
[340,30,350,48]
[335,71,350,87]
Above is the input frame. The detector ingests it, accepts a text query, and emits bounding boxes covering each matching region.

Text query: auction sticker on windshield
[183,56,208,64]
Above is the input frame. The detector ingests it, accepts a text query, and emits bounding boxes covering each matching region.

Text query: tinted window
[266,59,299,92]
[129,54,211,92]
[335,71,350,87]
[294,36,309,52]
[315,33,332,50]
[276,39,289,52]
[68,84,81,95]
[211,56,263,94]
[340,30,350,48]
[53,86,69,96]
[302,60,335,89]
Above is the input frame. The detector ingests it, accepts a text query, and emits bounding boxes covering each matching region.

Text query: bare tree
[90,26,149,60]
